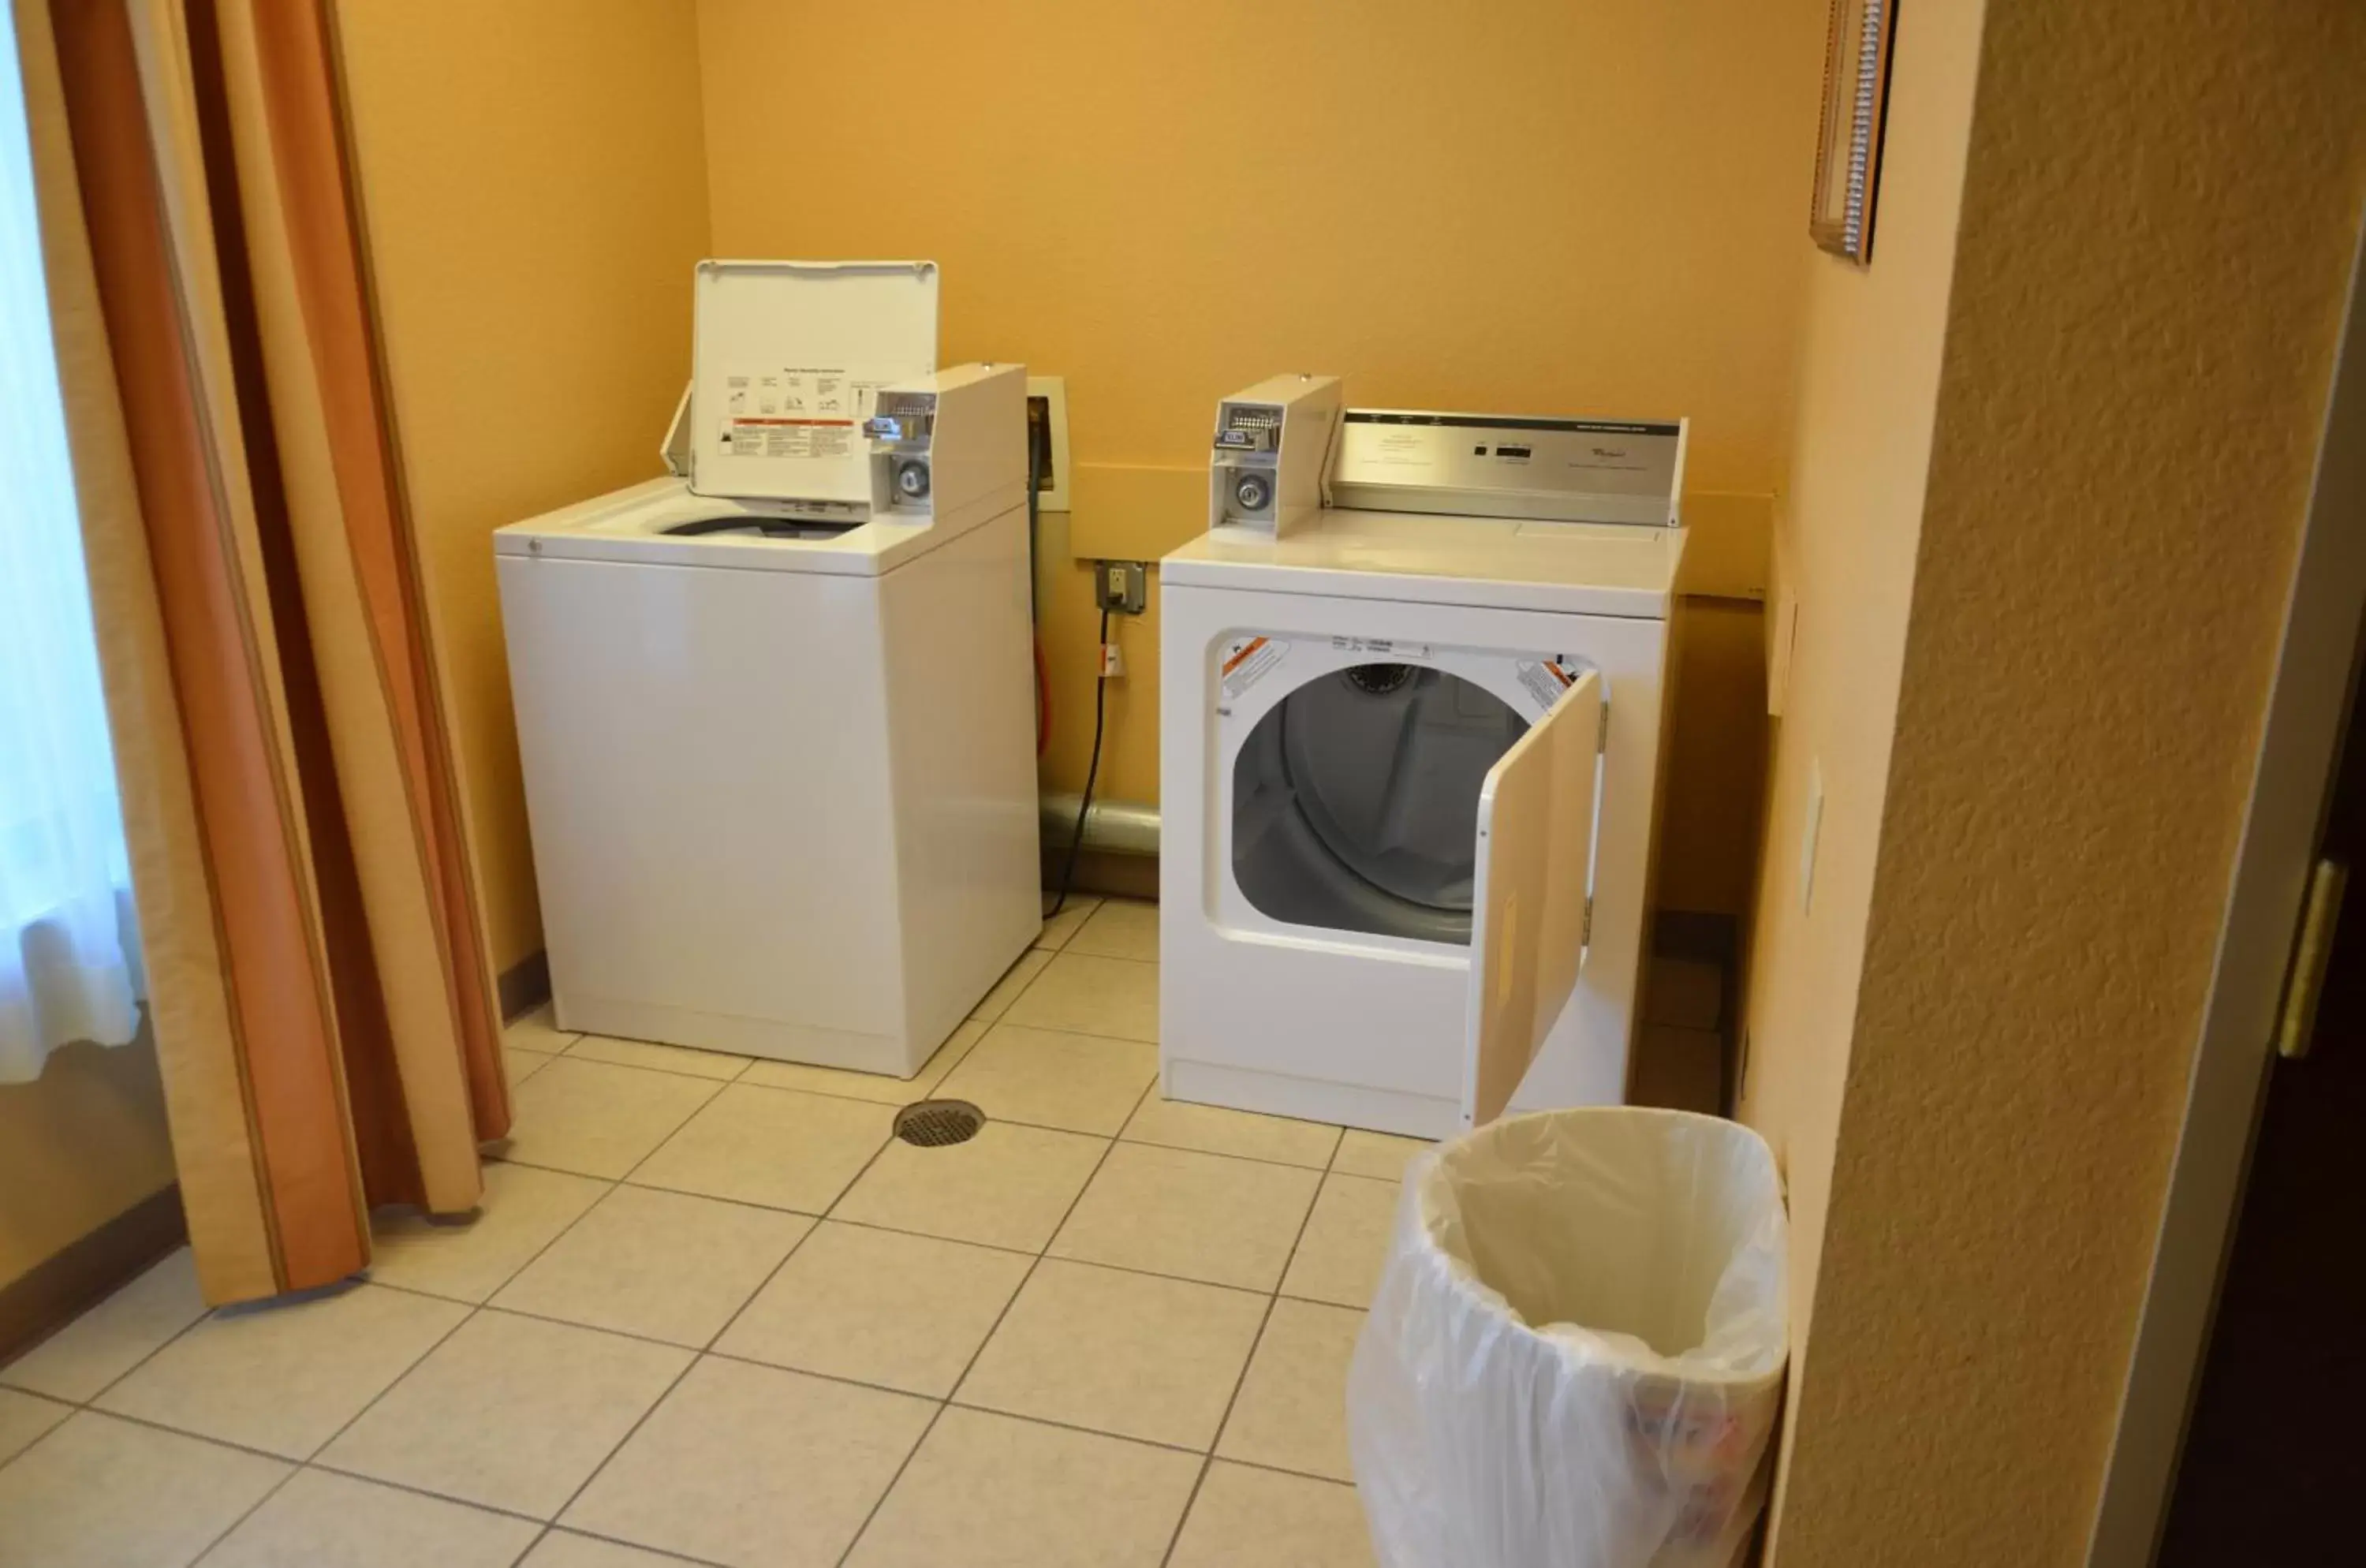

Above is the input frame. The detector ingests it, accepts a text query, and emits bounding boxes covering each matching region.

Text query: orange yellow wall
[1735,0,1985,1537]
[0,1037,175,1291]
[1745,2,2366,1560]
[1657,598,1767,917]
[696,0,1827,900]
[335,0,712,971]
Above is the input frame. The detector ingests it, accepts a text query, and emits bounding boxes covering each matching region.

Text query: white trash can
[1349,1107,1789,1568]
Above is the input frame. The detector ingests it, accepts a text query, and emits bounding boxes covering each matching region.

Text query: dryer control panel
[1209,374,1343,538]
[1329,409,1688,528]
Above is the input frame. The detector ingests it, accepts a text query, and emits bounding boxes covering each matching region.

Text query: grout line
[968,958,1053,1027]
[1158,1141,1335,1568]
[535,1527,728,1567]
[960,1015,1162,1053]
[185,1453,303,1564]
[514,1072,939,1562]
[487,1090,1342,1182]
[368,1174,623,1308]
[371,1265,1322,1430]
[294,1458,549,1524]
[931,1398,1224,1462]
[539,1346,705,1538]
[828,1076,1155,1568]
[295,1297,482,1463]
[1160,1297,1278,1568]
[82,1292,458,1560]
[0,1381,80,1473]
[66,1279,220,1414]
[510,1000,1166,1093]
[625,1083,1157,1144]
[55,1404,300,1465]
[580,1177,831,1227]
[1041,946,1159,969]
[297,1451,738,1568]
[20,1122,1357,1373]
[2,1263,403,1443]
[828,1406,950,1568]
[698,1199,830,1355]
[503,943,1153,1091]
[465,1151,1353,1317]
[503,1049,741,1093]
[264,1313,1226,1514]
[363,1297,698,1358]
[503,1025,582,1055]
[32,954,1378,1556]
[513,1036,1405,1174]
[1200,1452,1364,1491]
[265,1165,644,1540]
[25,1093,1368,1561]
[0,1383,73,1473]
[532,1528,726,1567]
[562,1036,753,1086]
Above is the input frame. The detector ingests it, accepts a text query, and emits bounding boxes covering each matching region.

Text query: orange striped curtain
[18,0,507,1305]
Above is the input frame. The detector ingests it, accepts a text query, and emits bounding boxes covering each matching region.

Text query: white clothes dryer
[496,262,1039,1076]
[1161,395,1685,1137]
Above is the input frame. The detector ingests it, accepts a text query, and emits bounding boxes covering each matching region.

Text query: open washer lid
[688,259,938,506]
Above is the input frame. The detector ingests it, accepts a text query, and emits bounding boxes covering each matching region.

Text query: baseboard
[497,950,552,1024]
[0,1183,185,1369]
[1040,847,1159,903]
[1653,909,1740,965]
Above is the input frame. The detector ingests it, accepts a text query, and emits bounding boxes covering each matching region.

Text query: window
[1,21,140,1080]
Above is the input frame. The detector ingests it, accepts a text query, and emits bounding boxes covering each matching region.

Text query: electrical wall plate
[1095,558,1148,615]
[1028,375,1071,512]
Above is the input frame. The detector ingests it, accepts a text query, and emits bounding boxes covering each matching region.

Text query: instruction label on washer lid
[1516,658,1584,711]
[1220,636,1289,700]
[722,368,886,459]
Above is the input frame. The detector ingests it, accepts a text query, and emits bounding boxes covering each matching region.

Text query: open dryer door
[1460,669,1603,1127]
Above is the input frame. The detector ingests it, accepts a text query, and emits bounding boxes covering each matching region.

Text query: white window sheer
[0,17,141,1082]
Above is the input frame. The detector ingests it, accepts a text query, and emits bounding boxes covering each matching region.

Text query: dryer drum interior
[1232,662,1528,944]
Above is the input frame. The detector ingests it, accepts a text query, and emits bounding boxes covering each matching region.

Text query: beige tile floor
[0,895,1725,1567]
[0,898,1407,1568]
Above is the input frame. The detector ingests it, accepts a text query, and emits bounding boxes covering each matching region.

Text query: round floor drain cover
[894,1099,985,1148]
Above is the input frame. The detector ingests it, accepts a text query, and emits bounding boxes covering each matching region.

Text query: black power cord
[1048,606,1111,919]
[1024,404,1043,625]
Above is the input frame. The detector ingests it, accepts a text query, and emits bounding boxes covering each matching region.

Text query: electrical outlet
[1095,559,1148,615]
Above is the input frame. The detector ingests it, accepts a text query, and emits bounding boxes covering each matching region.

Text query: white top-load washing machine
[496,260,1039,1075]
[1160,374,1687,1137]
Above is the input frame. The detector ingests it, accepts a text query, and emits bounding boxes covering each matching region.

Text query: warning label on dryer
[1515,657,1584,711]
[1219,636,1289,700]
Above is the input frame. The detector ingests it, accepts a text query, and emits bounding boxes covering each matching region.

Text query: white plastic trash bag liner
[1349,1107,1789,1568]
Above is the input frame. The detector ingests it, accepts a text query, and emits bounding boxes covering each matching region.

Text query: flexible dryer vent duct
[1039,793,1158,857]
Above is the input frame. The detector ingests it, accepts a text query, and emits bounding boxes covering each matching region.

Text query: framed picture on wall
[1809,0,1898,264]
